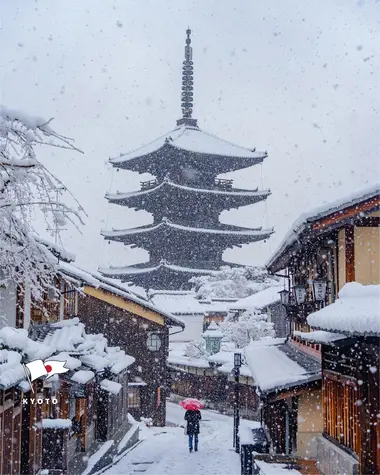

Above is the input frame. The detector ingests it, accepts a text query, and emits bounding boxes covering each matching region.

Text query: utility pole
[233,352,242,453]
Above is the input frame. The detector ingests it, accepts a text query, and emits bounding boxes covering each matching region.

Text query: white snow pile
[307,282,380,336]
[293,330,346,343]
[0,318,135,390]
[0,349,25,389]
[100,379,122,395]
[244,339,312,392]
[41,418,72,430]
[71,370,95,384]
[267,182,379,270]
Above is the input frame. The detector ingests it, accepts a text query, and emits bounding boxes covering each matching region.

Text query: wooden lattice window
[128,387,141,408]
[323,374,360,454]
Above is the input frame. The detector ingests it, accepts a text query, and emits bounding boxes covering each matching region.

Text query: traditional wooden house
[0,317,135,475]
[7,237,185,428]
[56,262,185,427]
[259,184,380,468]
[307,283,380,475]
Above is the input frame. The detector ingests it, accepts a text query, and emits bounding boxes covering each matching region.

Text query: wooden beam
[83,286,165,326]
[354,217,380,227]
[345,226,355,282]
[312,196,380,232]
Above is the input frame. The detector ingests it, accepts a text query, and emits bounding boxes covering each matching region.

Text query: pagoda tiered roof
[99,261,222,290]
[110,124,267,175]
[100,29,273,291]
[101,218,274,246]
[106,178,271,212]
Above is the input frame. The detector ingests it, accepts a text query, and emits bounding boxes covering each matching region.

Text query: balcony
[214,178,233,190]
[140,179,159,190]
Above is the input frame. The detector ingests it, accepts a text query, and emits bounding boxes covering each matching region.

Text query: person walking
[185,409,202,453]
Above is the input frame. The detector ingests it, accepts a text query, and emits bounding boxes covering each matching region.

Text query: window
[128,387,141,408]
[65,289,77,317]
[323,374,360,455]
[147,333,161,351]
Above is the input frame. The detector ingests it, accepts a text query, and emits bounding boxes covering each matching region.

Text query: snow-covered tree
[184,338,209,359]
[189,265,279,299]
[0,105,85,299]
[219,309,275,349]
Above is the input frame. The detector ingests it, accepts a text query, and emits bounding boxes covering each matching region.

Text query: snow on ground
[101,402,258,475]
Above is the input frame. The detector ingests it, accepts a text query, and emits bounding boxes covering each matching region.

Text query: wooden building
[100,29,273,291]
[57,263,184,427]
[264,184,380,473]
[307,283,380,475]
[0,316,135,475]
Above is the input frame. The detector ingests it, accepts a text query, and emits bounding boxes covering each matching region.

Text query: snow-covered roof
[107,178,270,200]
[41,419,72,430]
[71,370,95,384]
[168,314,205,342]
[0,317,135,389]
[111,124,266,164]
[168,352,210,368]
[100,261,221,277]
[244,339,320,393]
[307,282,380,336]
[230,285,283,311]
[267,182,380,272]
[100,379,122,395]
[217,362,252,377]
[58,262,185,328]
[33,234,75,263]
[202,322,224,338]
[102,218,273,238]
[0,349,25,389]
[293,330,346,344]
[150,291,206,315]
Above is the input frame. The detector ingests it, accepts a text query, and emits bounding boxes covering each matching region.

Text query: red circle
[45,364,52,373]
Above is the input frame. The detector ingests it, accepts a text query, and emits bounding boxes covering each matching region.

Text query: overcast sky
[1,0,379,278]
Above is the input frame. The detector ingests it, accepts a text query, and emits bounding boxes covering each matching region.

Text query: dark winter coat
[185,410,202,435]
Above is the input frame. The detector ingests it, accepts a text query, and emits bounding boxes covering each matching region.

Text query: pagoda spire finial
[177,28,198,127]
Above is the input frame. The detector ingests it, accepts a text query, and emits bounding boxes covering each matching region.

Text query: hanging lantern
[293,285,307,305]
[312,279,327,302]
[279,289,290,306]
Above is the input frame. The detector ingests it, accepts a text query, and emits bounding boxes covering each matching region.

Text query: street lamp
[293,284,307,305]
[312,279,328,302]
[233,352,242,453]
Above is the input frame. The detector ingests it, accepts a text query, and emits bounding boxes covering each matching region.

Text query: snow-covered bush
[220,309,275,349]
[184,338,209,359]
[189,266,279,299]
[0,106,84,298]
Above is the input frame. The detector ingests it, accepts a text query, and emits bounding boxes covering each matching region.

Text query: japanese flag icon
[44,360,69,379]
[25,359,69,382]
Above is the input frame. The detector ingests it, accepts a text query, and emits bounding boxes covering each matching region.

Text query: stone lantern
[202,322,223,355]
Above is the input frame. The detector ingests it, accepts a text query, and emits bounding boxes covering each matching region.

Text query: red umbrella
[179,398,205,411]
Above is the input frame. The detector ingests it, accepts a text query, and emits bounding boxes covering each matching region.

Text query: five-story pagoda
[100,29,273,290]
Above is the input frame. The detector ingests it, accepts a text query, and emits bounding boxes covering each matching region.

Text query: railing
[215,178,233,189]
[140,179,158,190]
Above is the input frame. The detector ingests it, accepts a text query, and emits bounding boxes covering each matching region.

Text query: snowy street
[101,402,250,475]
